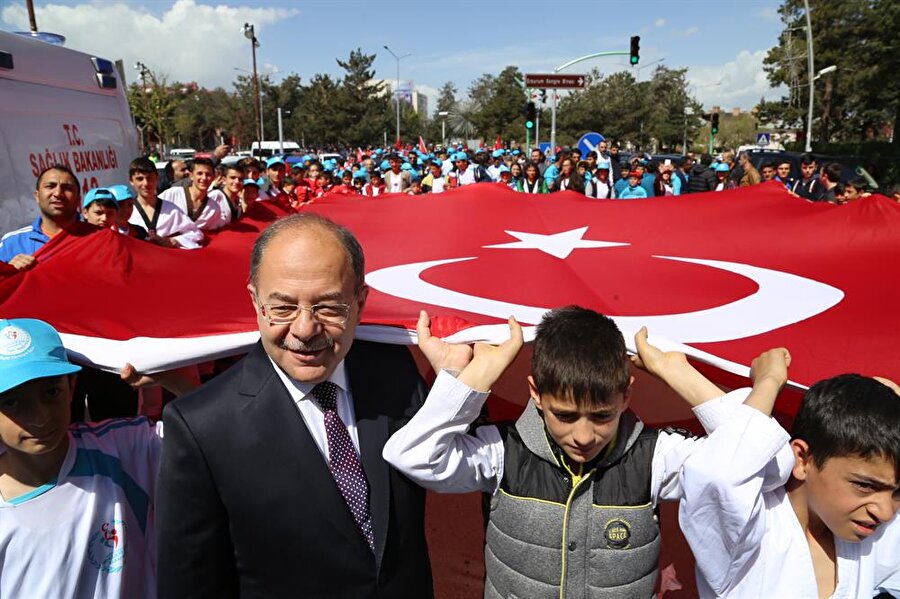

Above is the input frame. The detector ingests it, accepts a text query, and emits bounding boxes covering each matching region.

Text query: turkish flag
[0,183,897,407]
[418,136,428,154]
[494,135,502,150]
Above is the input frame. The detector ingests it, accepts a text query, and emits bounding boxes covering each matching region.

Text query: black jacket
[157,341,432,599]
[688,164,717,193]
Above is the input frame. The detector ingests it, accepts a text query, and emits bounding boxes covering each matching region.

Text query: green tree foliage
[761,0,899,145]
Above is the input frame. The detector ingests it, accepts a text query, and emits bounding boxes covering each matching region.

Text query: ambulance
[0,30,139,233]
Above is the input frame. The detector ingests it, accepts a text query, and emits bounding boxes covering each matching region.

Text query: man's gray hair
[249,213,366,293]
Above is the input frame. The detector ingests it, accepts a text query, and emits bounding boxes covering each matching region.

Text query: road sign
[577,132,605,158]
[525,73,587,89]
[539,142,552,156]
[756,132,771,147]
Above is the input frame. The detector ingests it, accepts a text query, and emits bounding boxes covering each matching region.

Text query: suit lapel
[347,350,391,570]
[239,344,368,552]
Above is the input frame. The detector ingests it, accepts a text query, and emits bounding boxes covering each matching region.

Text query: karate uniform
[128,199,205,249]
[679,389,900,598]
[159,187,228,231]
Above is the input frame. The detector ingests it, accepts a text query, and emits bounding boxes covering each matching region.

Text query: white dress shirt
[268,358,360,459]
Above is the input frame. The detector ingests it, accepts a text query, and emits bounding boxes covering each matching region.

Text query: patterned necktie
[311,381,375,552]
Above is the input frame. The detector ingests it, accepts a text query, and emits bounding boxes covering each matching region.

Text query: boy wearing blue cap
[0,319,163,598]
[107,184,147,240]
[81,187,119,228]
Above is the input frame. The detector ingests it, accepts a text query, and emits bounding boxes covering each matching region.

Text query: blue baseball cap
[107,184,135,202]
[715,163,730,172]
[265,156,285,168]
[82,187,116,209]
[0,319,81,394]
[242,178,259,188]
[492,149,504,158]
[454,152,468,162]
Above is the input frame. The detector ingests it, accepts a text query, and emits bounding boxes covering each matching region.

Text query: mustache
[280,334,335,352]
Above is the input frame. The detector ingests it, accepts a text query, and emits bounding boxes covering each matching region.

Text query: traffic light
[630,36,640,65]
[524,101,536,129]
[711,112,720,135]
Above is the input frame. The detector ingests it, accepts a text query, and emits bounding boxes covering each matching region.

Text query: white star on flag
[483,227,629,259]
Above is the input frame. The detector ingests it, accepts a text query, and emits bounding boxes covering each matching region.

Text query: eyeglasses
[254,297,352,326]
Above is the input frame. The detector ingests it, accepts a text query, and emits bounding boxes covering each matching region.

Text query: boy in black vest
[385,306,737,598]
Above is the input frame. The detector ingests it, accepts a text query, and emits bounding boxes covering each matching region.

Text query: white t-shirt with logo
[0,418,162,598]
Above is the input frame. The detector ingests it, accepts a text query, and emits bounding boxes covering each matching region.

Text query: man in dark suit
[156,213,433,598]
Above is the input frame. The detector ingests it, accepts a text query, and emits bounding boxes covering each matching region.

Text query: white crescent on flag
[0,183,896,397]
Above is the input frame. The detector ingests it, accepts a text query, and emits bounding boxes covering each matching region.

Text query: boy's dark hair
[800,153,817,166]
[760,161,775,171]
[225,164,244,177]
[846,177,868,192]
[36,164,80,191]
[792,374,900,478]
[532,306,630,408]
[191,157,215,171]
[237,157,258,170]
[700,153,713,166]
[129,157,157,177]
[821,162,842,184]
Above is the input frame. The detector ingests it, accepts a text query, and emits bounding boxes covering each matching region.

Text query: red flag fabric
[494,135,502,150]
[418,136,428,154]
[394,137,402,150]
[356,148,364,162]
[1,182,897,401]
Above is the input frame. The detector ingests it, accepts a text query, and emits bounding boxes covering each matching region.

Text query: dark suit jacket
[156,341,433,599]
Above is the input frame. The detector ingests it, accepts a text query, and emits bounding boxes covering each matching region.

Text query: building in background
[371,79,428,115]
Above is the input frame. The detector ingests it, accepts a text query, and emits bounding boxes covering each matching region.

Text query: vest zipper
[558,462,595,599]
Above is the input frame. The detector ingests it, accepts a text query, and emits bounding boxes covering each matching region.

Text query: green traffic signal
[630,36,640,65]
[525,120,534,130]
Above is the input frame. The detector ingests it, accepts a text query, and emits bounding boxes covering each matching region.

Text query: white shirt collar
[267,355,349,402]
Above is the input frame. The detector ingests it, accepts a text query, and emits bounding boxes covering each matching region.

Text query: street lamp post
[438,111,449,147]
[242,23,262,145]
[383,45,411,146]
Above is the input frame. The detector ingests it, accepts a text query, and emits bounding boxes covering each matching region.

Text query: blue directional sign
[756,132,772,147]
[539,142,552,156]
[578,132,605,158]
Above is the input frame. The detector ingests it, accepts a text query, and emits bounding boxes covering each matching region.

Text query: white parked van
[250,140,300,159]
[0,31,139,233]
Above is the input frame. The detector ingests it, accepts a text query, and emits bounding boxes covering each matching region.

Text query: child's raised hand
[458,317,524,392]
[749,348,790,389]
[416,310,474,375]
[631,326,689,380]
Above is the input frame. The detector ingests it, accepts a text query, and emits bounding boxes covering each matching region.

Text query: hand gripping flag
[0,182,897,407]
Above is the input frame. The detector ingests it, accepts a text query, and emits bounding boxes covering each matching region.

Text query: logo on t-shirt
[0,325,32,359]
[88,520,127,573]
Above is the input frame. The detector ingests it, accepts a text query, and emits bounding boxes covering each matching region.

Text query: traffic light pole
[550,50,630,157]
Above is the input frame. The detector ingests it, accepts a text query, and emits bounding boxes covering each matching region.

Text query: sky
[1,0,789,114]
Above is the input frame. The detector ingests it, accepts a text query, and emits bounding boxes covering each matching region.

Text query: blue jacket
[641,173,656,197]
[0,216,49,263]
[613,178,630,196]
[618,185,649,199]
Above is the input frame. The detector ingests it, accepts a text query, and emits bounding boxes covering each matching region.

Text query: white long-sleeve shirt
[678,389,900,598]
[383,370,734,504]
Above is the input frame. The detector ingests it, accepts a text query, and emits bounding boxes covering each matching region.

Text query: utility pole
[242,23,262,145]
[384,45,411,146]
[803,0,815,152]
